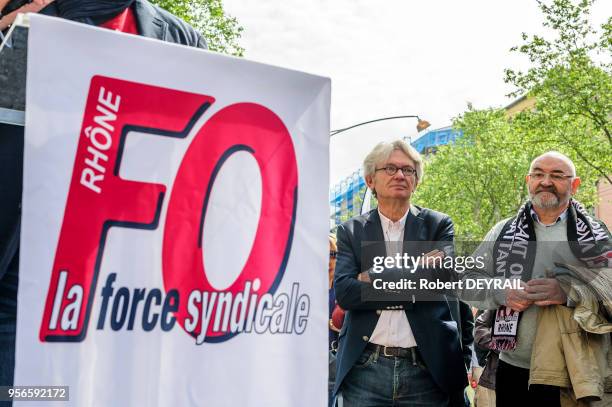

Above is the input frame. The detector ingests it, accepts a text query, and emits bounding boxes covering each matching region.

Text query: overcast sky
[222,0,611,186]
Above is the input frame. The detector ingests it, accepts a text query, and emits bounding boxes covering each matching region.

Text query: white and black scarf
[490,199,612,351]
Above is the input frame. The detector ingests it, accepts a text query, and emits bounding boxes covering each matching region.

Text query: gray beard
[530,191,567,209]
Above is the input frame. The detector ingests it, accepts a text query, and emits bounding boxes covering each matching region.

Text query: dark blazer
[333,206,468,396]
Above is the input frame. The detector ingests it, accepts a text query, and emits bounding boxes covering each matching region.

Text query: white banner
[16,14,330,407]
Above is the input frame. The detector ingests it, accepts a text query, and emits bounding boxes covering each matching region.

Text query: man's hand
[357,271,371,283]
[468,367,480,389]
[505,280,533,311]
[525,278,567,306]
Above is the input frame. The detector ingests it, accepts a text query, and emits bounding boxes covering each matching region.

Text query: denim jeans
[329,350,337,407]
[340,348,449,407]
[0,325,16,407]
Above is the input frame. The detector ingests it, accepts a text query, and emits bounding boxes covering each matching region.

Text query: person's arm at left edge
[0,0,53,31]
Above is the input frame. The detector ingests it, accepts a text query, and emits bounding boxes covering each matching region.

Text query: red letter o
[162,103,298,342]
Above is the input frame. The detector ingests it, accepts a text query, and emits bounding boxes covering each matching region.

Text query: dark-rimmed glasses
[375,165,416,177]
[528,172,573,182]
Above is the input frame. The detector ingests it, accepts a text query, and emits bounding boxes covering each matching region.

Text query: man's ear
[571,177,581,195]
[365,174,374,189]
[365,174,377,197]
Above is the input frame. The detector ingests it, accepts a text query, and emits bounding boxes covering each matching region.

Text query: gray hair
[363,140,423,180]
[529,151,576,177]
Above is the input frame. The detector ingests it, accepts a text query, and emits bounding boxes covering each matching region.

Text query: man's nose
[392,169,407,180]
[540,176,554,186]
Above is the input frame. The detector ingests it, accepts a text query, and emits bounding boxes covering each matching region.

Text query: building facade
[596,179,612,228]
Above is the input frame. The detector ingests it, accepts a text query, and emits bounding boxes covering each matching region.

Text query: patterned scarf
[490,199,612,351]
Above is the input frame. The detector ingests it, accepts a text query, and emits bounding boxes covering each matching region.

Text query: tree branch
[564,141,612,184]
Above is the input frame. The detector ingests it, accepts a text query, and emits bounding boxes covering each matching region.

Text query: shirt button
[362,336,369,342]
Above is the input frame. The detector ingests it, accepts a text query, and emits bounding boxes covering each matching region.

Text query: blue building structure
[411,126,462,155]
[330,126,462,227]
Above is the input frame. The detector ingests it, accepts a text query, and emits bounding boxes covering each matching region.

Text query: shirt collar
[378,207,409,231]
[530,207,568,226]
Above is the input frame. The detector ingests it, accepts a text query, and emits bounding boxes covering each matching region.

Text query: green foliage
[505,0,611,183]
[414,109,530,241]
[414,0,610,241]
[150,0,244,56]
[414,108,600,241]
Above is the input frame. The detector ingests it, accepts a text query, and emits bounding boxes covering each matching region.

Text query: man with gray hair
[333,140,468,406]
[464,151,611,406]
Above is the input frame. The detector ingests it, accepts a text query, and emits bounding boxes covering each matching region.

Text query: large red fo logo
[39,76,298,343]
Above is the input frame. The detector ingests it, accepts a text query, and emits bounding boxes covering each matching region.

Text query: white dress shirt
[368,208,418,348]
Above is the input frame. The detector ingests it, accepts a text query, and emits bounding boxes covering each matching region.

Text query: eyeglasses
[329,251,337,259]
[375,165,417,177]
[528,172,573,182]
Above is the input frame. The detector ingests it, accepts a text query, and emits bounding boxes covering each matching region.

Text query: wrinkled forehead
[378,149,414,167]
[530,155,574,175]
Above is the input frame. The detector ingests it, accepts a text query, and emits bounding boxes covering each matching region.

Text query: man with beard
[463,151,611,406]
[0,1,206,400]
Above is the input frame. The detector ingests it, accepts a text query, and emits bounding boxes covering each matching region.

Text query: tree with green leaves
[413,108,531,241]
[414,107,600,241]
[150,0,244,56]
[414,0,609,241]
[505,0,611,184]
